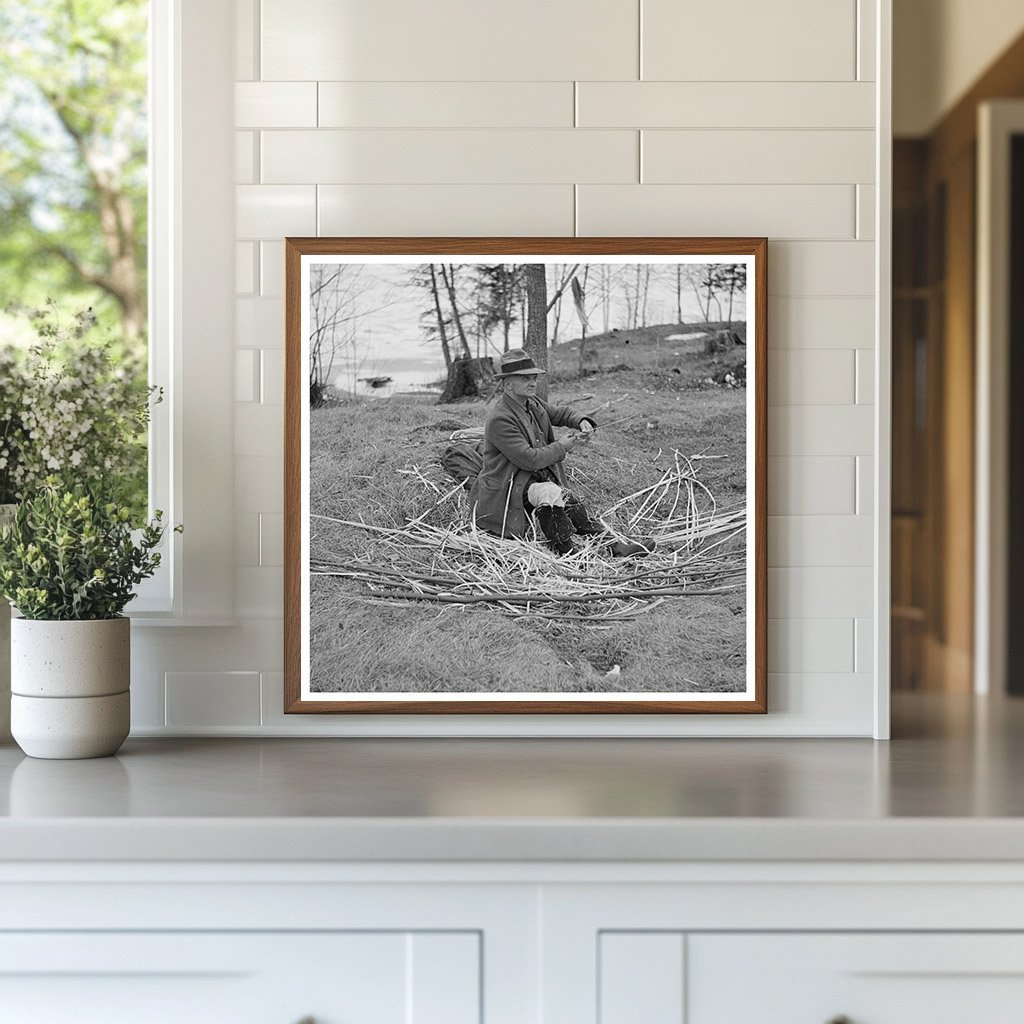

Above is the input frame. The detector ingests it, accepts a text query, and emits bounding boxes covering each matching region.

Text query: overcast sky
[310,260,748,389]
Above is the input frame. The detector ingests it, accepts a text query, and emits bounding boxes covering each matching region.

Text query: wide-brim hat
[495,348,546,377]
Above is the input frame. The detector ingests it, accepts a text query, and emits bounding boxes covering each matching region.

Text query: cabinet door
[689,934,1024,1024]
[0,932,480,1024]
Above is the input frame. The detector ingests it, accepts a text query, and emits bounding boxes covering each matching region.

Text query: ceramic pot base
[11,692,130,759]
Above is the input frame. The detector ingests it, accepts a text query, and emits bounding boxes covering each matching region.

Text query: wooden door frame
[975,100,1024,696]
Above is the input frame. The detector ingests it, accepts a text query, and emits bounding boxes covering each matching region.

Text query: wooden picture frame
[285,238,767,714]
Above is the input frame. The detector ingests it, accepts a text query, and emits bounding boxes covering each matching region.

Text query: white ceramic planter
[0,502,15,744]
[10,617,131,759]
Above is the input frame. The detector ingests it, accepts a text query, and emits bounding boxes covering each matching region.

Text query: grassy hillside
[308,322,749,694]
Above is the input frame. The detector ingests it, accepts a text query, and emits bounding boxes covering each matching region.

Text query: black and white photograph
[285,238,766,714]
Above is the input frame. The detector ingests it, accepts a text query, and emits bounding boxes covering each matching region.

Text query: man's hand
[579,420,595,434]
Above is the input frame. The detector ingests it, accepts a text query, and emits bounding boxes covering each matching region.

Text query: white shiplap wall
[133,0,886,737]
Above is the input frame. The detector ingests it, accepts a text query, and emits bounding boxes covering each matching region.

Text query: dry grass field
[308,323,748,694]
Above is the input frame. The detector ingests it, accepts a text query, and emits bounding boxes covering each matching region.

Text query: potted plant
[0,343,28,743]
[0,479,170,759]
[0,303,156,745]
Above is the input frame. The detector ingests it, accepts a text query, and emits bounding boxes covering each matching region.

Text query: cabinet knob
[294,1018,316,1024]
[826,1017,854,1024]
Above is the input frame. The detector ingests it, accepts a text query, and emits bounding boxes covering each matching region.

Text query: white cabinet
[596,933,1024,1024]
[4,862,1024,1023]
[689,934,1024,1024]
[0,932,480,1024]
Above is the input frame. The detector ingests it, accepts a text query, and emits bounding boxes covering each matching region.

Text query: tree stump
[439,357,495,404]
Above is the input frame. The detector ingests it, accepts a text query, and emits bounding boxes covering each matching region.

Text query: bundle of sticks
[311,451,745,623]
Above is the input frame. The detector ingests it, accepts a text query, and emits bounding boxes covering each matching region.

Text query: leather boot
[564,497,605,536]
[608,538,657,558]
[533,505,576,555]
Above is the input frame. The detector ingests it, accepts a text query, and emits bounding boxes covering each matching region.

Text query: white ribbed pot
[0,502,15,744]
[10,617,130,759]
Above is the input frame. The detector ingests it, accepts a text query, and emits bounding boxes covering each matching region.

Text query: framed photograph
[284,238,766,714]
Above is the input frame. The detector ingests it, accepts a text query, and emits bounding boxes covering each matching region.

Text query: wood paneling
[892,29,1024,692]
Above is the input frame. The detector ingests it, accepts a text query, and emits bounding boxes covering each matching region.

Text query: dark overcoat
[469,393,593,538]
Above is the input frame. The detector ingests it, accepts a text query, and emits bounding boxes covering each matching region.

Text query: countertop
[2,693,1023,862]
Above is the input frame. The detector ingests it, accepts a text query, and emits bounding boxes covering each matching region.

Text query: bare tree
[476,264,523,353]
[684,265,724,325]
[308,264,398,405]
[440,264,472,359]
[593,264,613,333]
[524,264,549,400]
[639,264,652,327]
[409,263,456,372]
[309,264,359,406]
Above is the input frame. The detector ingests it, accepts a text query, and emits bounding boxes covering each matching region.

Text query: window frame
[128,0,236,625]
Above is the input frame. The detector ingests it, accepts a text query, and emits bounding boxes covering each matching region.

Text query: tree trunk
[439,357,495,404]
[440,264,472,359]
[676,266,683,323]
[576,324,589,378]
[524,264,549,401]
[428,264,453,372]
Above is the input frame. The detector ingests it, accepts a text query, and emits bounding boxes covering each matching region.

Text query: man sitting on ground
[469,348,651,557]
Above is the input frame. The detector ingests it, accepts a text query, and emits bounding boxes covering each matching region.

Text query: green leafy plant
[0,302,155,515]
[0,478,174,620]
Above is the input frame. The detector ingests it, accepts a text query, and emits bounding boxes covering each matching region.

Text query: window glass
[0,0,149,520]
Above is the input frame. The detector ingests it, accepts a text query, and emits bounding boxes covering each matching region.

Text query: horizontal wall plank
[856,455,875,515]
[259,514,285,567]
[235,298,285,350]
[165,672,262,728]
[261,130,638,184]
[769,297,875,349]
[769,350,856,406]
[770,567,874,619]
[857,183,876,238]
[260,350,285,404]
[318,184,575,235]
[235,567,285,618]
[137,622,284,678]
[769,405,874,455]
[856,348,874,403]
[769,619,855,674]
[769,515,873,567]
[643,131,874,185]
[235,511,261,567]
[642,0,857,81]
[235,350,259,403]
[768,457,855,515]
[859,0,877,82]
[769,241,874,296]
[579,82,874,129]
[235,456,284,511]
[578,184,855,238]
[234,131,256,184]
[256,671,873,735]
[261,0,639,81]
[319,82,574,128]
[235,404,284,457]
[855,618,873,673]
[260,241,285,298]
[236,185,316,237]
[236,82,317,127]
[235,241,255,294]
[764,672,874,730]
[235,0,257,81]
